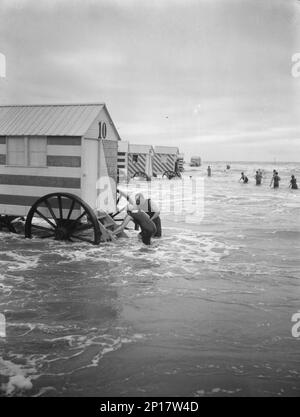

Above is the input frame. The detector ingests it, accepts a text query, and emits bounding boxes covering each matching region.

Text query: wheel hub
[54,220,77,240]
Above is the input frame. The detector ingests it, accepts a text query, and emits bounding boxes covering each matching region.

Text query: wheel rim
[132,171,150,181]
[25,193,101,245]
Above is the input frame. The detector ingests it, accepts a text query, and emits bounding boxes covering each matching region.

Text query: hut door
[82,138,98,209]
[97,139,117,213]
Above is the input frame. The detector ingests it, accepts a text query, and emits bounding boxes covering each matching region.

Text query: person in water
[113,205,157,245]
[240,172,249,183]
[132,193,162,237]
[270,171,280,188]
[290,175,298,190]
[254,170,262,185]
[207,165,212,177]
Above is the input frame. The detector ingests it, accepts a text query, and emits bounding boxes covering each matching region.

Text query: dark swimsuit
[134,199,162,238]
[291,179,298,189]
[128,210,156,245]
[146,199,162,238]
[273,176,279,188]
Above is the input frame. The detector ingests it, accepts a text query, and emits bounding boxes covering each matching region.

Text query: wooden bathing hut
[127,144,154,181]
[0,103,125,243]
[153,146,180,177]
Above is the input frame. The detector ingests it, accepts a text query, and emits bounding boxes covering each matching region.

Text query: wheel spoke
[72,223,94,233]
[67,199,76,220]
[25,193,101,245]
[74,210,87,223]
[44,199,58,224]
[35,209,56,228]
[57,196,63,219]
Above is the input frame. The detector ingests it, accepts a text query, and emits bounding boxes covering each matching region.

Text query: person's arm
[113,214,133,234]
[150,211,160,221]
[117,189,135,204]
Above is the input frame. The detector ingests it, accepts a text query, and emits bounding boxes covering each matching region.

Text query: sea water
[0,162,299,397]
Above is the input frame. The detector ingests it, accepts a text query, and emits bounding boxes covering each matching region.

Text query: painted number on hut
[99,122,107,139]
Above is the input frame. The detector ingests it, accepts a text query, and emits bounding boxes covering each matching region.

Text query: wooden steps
[96,210,128,242]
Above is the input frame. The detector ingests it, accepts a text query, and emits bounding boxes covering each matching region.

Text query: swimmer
[240,172,249,184]
[270,171,280,188]
[133,193,162,237]
[290,175,298,190]
[116,191,162,238]
[254,170,262,185]
[207,165,212,177]
[113,205,157,245]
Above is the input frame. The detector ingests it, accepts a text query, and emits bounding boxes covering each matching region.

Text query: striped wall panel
[177,159,184,171]
[128,153,147,178]
[47,136,81,146]
[47,155,81,167]
[0,135,82,216]
[0,166,81,178]
[0,193,81,207]
[117,151,128,182]
[0,174,80,188]
[153,154,177,175]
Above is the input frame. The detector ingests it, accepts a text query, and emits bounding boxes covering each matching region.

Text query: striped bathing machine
[127,144,154,180]
[153,146,179,177]
[0,103,121,244]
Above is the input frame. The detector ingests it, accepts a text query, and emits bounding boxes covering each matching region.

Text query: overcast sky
[0,0,299,162]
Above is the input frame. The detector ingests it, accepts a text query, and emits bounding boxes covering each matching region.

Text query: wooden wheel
[132,171,151,181]
[25,193,101,245]
[162,170,181,179]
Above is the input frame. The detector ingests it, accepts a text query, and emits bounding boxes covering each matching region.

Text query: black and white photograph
[0,0,299,401]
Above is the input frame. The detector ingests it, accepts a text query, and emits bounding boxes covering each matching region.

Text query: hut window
[6,136,46,167]
[28,137,47,167]
[7,137,26,166]
[133,154,138,163]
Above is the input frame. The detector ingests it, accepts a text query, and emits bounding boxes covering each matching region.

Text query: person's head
[256,171,258,174]
[135,193,145,206]
[241,172,244,175]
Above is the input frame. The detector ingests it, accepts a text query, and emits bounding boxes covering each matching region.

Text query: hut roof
[129,144,154,154]
[0,103,119,138]
[154,146,179,155]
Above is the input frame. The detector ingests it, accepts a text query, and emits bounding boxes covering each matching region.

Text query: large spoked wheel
[25,193,101,245]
